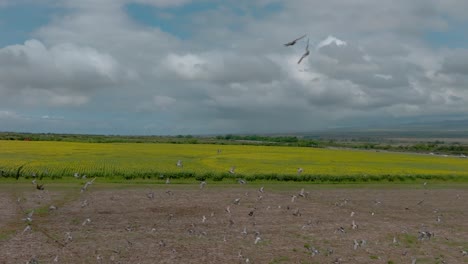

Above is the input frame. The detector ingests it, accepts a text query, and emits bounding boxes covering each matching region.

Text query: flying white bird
[291,195,297,203]
[22,225,31,234]
[299,188,307,198]
[65,232,73,242]
[200,181,206,189]
[254,236,261,244]
[81,178,96,192]
[284,34,306,46]
[297,38,310,64]
[23,210,34,222]
[176,160,183,167]
[241,227,247,235]
[353,240,359,250]
[82,218,91,226]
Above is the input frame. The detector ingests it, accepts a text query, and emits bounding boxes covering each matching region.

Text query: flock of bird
[284,34,310,64]
[9,149,466,263]
[14,166,466,264]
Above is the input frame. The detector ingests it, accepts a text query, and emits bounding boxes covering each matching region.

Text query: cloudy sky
[1,0,468,135]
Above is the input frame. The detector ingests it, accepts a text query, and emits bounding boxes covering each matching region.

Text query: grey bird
[298,38,310,64]
[284,34,306,46]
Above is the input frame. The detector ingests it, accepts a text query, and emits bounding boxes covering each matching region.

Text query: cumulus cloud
[0,0,468,134]
[0,39,122,107]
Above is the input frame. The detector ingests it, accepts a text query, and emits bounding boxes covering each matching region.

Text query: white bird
[81,177,96,192]
[241,227,247,235]
[297,168,303,174]
[82,218,91,226]
[81,200,88,207]
[200,181,206,189]
[233,198,241,205]
[293,208,301,216]
[254,236,261,244]
[291,195,297,203]
[202,215,207,223]
[32,179,36,185]
[165,178,170,184]
[147,191,155,200]
[65,232,73,242]
[22,225,31,234]
[259,186,264,193]
[299,188,307,198]
[297,38,310,64]
[176,160,183,167]
[74,172,80,178]
[461,250,467,256]
[229,166,236,174]
[284,34,306,46]
[353,240,359,250]
[23,210,34,222]
[225,206,231,214]
[351,220,358,230]
[350,211,355,217]
[411,258,417,264]
[238,179,246,184]
[53,255,59,262]
[393,236,398,244]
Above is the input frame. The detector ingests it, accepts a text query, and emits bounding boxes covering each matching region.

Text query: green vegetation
[1,131,468,156]
[1,140,468,183]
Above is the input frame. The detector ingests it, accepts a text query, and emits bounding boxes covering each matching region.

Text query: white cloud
[1,0,468,134]
[316,35,347,50]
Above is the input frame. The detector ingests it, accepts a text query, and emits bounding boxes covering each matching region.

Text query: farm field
[1,140,468,182]
[0,183,467,263]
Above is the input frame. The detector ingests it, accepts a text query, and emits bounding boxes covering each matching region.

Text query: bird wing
[295,34,306,42]
[297,51,310,64]
[284,34,306,46]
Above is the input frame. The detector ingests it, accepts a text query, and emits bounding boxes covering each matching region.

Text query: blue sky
[1,0,468,135]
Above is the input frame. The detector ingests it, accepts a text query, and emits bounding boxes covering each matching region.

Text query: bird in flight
[284,34,306,46]
[298,38,310,64]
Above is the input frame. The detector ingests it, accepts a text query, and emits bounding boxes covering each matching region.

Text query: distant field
[1,140,468,182]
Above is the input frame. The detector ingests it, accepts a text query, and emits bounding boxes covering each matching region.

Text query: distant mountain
[297,119,468,139]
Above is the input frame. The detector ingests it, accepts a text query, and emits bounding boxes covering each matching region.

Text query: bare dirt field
[0,183,467,264]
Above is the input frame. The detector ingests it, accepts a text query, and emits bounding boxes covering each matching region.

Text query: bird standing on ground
[298,38,310,64]
[284,34,306,46]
